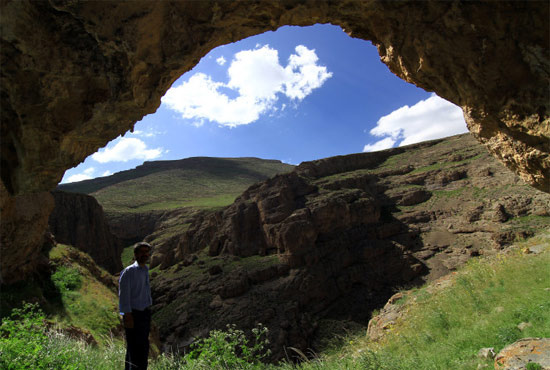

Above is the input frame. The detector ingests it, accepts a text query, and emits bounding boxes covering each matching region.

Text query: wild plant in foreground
[0,303,125,369]
[182,323,271,369]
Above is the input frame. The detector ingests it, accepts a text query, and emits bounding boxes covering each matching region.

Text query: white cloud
[216,56,226,66]
[162,45,332,127]
[102,170,112,177]
[130,130,145,136]
[363,137,396,152]
[64,167,95,183]
[91,137,163,163]
[227,46,287,101]
[284,45,333,100]
[129,129,164,138]
[364,94,467,151]
[66,173,93,183]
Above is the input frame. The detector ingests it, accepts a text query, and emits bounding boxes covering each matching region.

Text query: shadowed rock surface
[149,134,550,360]
[1,0,548,283]
[49,191,123,274]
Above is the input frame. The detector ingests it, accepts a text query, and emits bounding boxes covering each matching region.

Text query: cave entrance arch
[62,23,465,184]
[1,0,547,284]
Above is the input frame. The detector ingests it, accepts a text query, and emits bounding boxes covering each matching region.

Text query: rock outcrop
[49,191,123,274]
[149,134,550,360]
[0,0,548,283]
[494,338,550,370]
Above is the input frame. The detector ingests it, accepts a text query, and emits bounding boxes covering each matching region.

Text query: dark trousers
[124,308,151,370]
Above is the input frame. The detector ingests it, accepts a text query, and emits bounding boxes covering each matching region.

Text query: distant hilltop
[58,157,294,196]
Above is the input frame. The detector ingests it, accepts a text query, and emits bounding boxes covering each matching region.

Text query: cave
[0,1,548,284]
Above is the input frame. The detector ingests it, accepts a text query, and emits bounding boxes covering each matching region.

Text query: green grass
[504,215,550,236]
[409,154,483,174]
[378,152,409,169]
[0,243,123,369]
[121,245,135,267]
[314,168,374,185]
[508,214,550,225]
[48,245,121,345]
[333,232,550,370]
[0,303,126,370]
[133,194,238,211]
[431,187,467,199]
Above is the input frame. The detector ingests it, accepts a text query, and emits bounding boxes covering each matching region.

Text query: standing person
[119,242,153,370]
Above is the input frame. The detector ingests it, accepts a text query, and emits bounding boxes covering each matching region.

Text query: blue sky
[62,24,467,183]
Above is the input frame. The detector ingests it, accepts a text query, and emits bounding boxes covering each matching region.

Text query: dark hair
[133,242,152,256]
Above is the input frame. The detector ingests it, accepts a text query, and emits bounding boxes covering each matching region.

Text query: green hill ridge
[58,157,294,213]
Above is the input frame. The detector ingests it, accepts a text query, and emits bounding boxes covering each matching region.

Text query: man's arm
[119,269,134,328]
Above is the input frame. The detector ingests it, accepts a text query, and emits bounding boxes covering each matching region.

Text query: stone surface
[494,338,550,369]
[478,347,496,360]
[0,0,549,283]
[106,211,164,246]
[48,191,123,274]
[0,182,54,284]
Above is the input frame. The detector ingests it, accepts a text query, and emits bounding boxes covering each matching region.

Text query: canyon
[1,0,549,284]
[138,134,549,360]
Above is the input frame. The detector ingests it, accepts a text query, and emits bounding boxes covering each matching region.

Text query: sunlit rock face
[0,0,548,282]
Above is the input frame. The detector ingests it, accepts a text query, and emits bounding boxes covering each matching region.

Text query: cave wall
[1,0,548,283]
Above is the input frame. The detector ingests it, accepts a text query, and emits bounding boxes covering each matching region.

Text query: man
[119,242,153,370]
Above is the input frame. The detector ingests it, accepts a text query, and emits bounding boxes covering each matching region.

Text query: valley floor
[2,231,549,369]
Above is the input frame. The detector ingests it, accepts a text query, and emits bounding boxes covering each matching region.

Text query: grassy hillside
[0,244,121,346]
[58,157,294,213]
[47,244,121,343]
[326,231,550,369]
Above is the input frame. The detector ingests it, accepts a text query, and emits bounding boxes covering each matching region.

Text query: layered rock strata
[150,134,550,360]
[0,0,548,283]
[49,191,123,274]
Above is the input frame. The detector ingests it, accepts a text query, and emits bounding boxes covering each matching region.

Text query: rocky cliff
[0,0,548,283]
[149,134,550,360]
[57,156,294,256]
[49,191,123,274]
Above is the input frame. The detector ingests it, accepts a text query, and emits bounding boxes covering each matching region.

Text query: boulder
[494,338,550,370]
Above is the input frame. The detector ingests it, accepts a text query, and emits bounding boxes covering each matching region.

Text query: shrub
[183,324,271,369]
[0,303,125,369]
[0,303,50,369]
[52,266,82,293]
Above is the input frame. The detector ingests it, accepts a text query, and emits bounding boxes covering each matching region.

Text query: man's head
[133,242,152,266]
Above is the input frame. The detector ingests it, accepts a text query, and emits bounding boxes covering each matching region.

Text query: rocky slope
[57,157,294,248]
[1,0,548,283]
[149,134,550,360]
[49,191,123,274]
